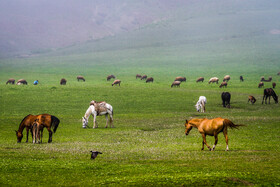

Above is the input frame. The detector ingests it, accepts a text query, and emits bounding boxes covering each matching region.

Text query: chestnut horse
[184,118,244,151]
[15,114,60,143]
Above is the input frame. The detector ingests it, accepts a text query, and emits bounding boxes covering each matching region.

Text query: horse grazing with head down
[6,78,15,85]
[184,118,244,151]
[208,77,219,84]
[77,76,85,82]
[107,75,115,81]
[17,79,27,85]
[221,92,231,108]
[136,74,142,79]
[82,101,114,128]
[196,77,204,83]
[60,78,67,85]
[248,95,256,104]
[262,88,278,104]
[195,96,207,113]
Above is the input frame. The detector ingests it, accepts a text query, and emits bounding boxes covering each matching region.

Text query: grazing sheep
[221,92,231,108]
[208,77,219,84]
[240,76,244,82]
[141,75,147,80]
[146,77,154,83]
[258,82,264,88]
[219,82,227,88]
[136,74,142,79]
[16,79,28,85]
[112,79,121,86]
[272,82,276,88]
[60,78,67,85]
[175,76,186,82]
[223,75,230,82]
[90,151,102,160]
[6,78,15,85]
[248,95,256,104]
[196,77,204,83]
[77,75,85,82]
[107,75,115,81]
[171,81,181,88]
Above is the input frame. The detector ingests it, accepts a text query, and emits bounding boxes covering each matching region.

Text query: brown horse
[77,75,85,82]
[6,78,15,84]
[185,118,244,151]
[16,114,60,143]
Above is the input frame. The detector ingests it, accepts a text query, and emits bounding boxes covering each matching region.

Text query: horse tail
[223,119,245,129]
[51,115,60,133]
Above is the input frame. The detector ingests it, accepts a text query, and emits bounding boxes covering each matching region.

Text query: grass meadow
[0,34,280,186]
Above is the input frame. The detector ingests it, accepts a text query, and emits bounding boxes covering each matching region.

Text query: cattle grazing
[223,75,230,82]
[261,76,272,82]
[175,76,186,82]
[141,75,147,80]
[16,79,28,85]
[146,77,154,83]
[171,81,181,88]
[221,92,231,108]
[136,74,142,79]
[107,75,115,81]
[272,82,276,88]
[60,78,67,85]
[77,76,85,82]
[6,78,15,85]
[112,79,121,86]
[208,77,219,84]
[196,77,204,83]
[258,82,264,88]
[184,118,244,151]
[90,151,102,160]
[219,82,227,88]
[262,88,278,104]
[195,96,207,113]
[248,95,256,104]
[240,76,244,82]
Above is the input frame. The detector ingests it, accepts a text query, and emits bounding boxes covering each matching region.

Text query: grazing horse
[196,77,204,83]
[219,82,227,88]
[208,77,219,84]
[146,77,154,83]
[16,79,27,85]
[60,78,67,85]
[112,79,121,86]
[262,88,278,104]
[107,75,115,81]
[221,92,231,108]
[136,74,142,79]
[248,95,256,104]
[195,96,207,113]
[82,101,113,128]
[15,114,60,143]
[141,75,147,80]
[171,81,181,88]
[223,75,230,82]
[175,76,186,82]
[272,82,276,88]
[258,82,264,88]
[240,76,244,82]
[6,78,15,84]
[184,118,244,151]
[77,76,85,82]
[261,76,272,82]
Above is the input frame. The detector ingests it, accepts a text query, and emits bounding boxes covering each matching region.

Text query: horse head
[184,120,193,135]
[195,103,200,112]
[82,117,88,128]
[15,130,23,143]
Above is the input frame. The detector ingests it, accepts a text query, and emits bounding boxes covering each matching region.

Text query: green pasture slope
[1,3,280,186]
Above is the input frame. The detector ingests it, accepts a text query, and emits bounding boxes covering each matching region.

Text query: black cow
[221,92,231,108]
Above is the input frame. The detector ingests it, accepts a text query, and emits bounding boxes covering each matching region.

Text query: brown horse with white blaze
[184,118,244,151]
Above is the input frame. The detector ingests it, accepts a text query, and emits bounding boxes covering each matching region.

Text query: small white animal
[195,96,207,113]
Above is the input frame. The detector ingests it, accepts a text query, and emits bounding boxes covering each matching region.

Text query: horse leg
[201,133,211,151]
[223,128,229,151]
[110,113,114,128]
[105,114,108,128]
[93,115,97,128]
[201,140,205,150]
[26,127,30,143]
[212,133,218,151]
[47,127,53,143]
[268,96,271,104]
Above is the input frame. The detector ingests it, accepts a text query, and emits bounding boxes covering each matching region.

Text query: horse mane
[18,114,32,129]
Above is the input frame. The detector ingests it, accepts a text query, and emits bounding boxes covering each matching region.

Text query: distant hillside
[0,0,279,58]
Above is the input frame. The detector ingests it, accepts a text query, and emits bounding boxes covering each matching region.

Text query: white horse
[195,96,207,113]
[82,102,114,128]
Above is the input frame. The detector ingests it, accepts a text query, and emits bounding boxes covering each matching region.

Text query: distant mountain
[0,0,279,58]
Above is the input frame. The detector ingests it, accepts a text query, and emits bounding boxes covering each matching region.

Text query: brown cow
[175,76,186,82]
[196,77,204,83]
[16,79,28,85]
[272,82,276,88]
[141,75,147,80]
[107,75,115,81]
[60,78,67,85]
[219,82,227,88]
[112,80,121,86]
[223,75,230,82]
[77,76,85,82]
[258,82,264,88]
[146,77,154,83]
[248,95,256,104]
[136,74,142,79]
[6,78,15,85]
[171,81,181,88]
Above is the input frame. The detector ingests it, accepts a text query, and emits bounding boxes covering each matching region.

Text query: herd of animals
[10,72,279,153]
